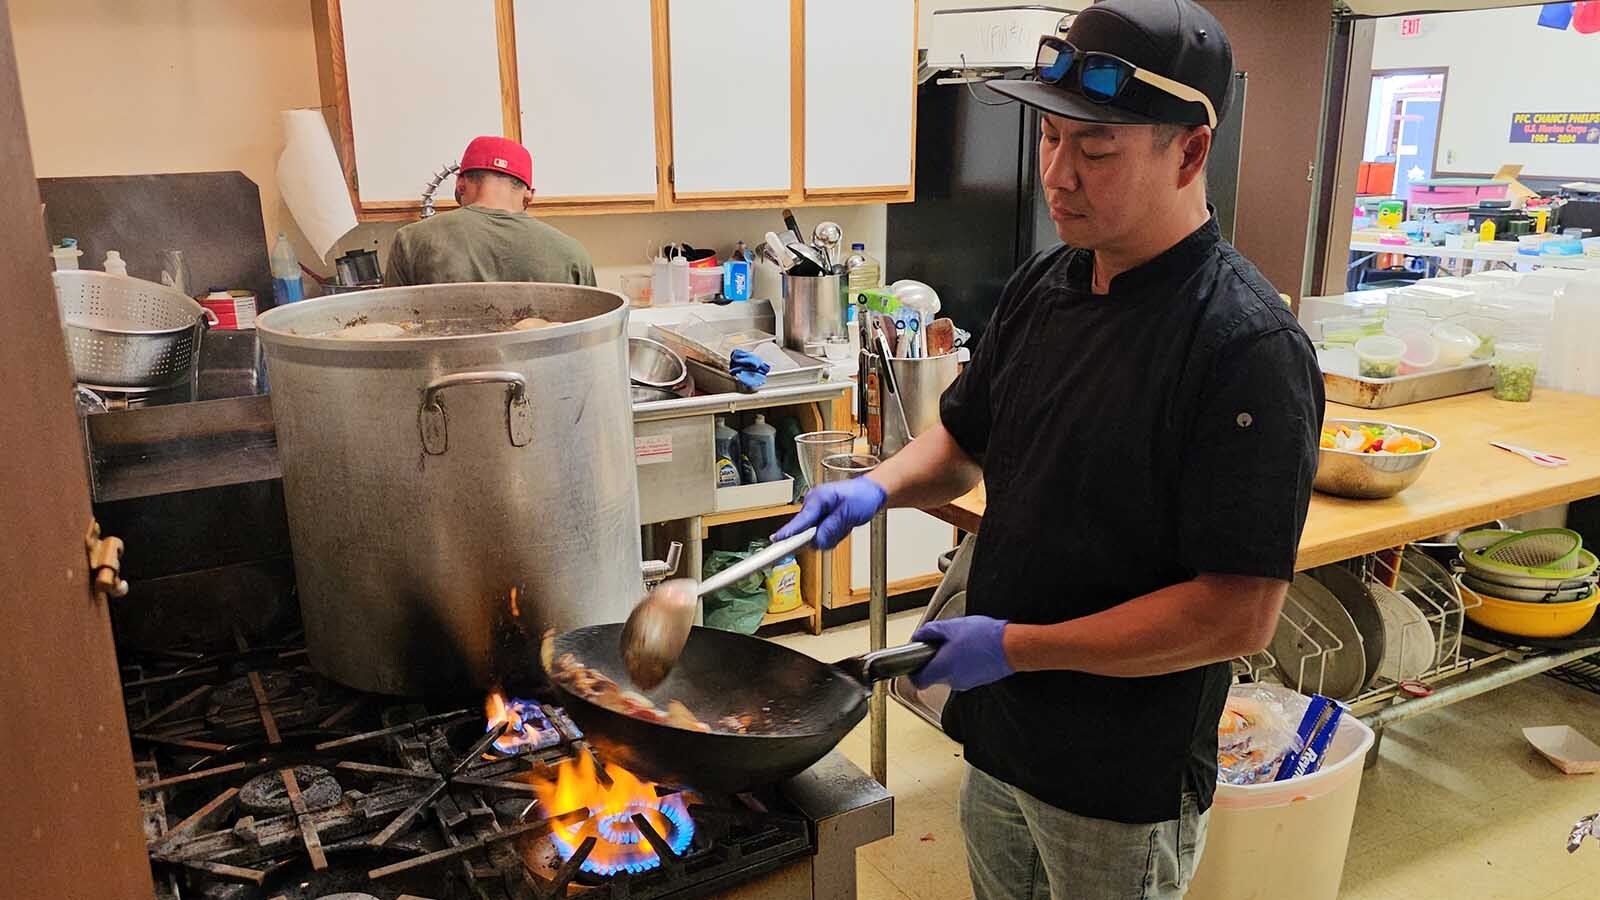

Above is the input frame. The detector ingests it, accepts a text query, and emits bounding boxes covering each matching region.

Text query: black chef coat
[938,217,1323,825]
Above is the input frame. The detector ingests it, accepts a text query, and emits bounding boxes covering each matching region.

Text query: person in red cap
[385,135,595,286]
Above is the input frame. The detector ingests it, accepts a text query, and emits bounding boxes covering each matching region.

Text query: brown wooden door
[0,2,154,896]
[1206,1,1335,303]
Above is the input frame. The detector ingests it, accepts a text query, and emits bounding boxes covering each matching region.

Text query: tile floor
[774,612,1600,900]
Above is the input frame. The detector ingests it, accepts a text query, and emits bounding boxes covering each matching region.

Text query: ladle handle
[697,527,816,597]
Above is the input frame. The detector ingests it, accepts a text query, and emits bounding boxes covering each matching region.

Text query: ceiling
[1340,0,1549,15]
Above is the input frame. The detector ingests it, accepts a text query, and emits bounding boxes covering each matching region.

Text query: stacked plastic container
[1547,272,1600,396]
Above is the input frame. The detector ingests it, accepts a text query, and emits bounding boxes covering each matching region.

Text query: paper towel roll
[277,109,358,261]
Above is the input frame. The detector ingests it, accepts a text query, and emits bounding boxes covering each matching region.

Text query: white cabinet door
[341,0,505,204]
[668,0,792,196]
[514,0,658,199]
[804,0,915,193]
[849,508,956,592]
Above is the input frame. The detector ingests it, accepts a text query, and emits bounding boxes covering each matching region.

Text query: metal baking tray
[649,319,774,370]
[686,353,831,393]
[1318,347,1493,408]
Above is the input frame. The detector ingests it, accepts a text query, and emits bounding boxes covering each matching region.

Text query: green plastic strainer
[1456,529,1519,555]
[1461,547,1598,584]
[1482,528,1583,570]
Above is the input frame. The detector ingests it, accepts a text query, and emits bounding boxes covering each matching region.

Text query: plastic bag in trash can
[1217,684,1308,785]
[701,549,769,634]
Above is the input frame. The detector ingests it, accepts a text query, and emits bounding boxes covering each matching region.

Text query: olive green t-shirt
[385,205,596,287]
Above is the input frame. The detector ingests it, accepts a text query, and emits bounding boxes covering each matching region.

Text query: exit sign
[1399,16,1424,38]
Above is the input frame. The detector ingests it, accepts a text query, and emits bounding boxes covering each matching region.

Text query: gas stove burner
[238,765,342,816]
[552,792,695,876]
[210,671,296,710]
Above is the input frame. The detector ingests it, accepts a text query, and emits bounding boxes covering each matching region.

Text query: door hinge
[85,520,128,604]
[1307,161,1316,183]
[668,164,675,186]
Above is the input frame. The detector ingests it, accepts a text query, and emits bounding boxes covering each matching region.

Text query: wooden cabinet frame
[311,0,917,222]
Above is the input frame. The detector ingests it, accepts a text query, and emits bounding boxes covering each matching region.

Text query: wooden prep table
[917,388,1600,744]
[927,389,1600,569]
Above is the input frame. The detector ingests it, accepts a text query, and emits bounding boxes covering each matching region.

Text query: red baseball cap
[459,135,533,186]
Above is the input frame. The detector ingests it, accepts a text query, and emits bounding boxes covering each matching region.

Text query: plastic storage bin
[1186,687,1376,900]
[688,265,724,301]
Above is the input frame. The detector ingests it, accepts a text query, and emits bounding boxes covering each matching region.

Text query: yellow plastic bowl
[1459,575,1599,638]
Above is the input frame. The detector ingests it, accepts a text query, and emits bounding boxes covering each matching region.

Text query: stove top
[122,630,815,900]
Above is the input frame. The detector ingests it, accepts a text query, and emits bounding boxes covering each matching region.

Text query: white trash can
[1186,688,1376,900]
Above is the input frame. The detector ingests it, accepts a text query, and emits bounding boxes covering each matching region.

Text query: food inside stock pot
[321,315,559,339]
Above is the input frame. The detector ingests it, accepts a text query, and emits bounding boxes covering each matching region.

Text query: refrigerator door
[887,80,1031,346]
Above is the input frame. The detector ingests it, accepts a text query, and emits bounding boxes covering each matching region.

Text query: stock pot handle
[419,370,533,455]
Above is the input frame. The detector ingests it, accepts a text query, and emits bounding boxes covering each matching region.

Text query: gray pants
[959,765,1209,900]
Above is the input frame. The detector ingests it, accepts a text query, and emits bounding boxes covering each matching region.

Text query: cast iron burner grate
[124,630,812,900]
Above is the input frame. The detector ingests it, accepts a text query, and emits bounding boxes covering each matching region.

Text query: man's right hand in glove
[771,477,888,549]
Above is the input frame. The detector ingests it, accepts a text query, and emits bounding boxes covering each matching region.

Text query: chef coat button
[1236,412,1253,428]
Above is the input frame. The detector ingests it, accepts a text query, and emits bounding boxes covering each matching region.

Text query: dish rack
[1247,548,1482,713]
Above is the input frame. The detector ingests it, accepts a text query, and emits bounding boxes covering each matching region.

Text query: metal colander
[54,270,215,391]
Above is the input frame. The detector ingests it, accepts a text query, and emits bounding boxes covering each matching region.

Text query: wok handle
[697,528,816,597]
[843,642,937,684]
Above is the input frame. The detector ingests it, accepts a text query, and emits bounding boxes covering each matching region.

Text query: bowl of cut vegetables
[1314,420,1440,499]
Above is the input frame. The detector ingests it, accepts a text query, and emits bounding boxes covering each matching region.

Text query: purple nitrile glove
[909,616,1014,692]
[771,478,887,549]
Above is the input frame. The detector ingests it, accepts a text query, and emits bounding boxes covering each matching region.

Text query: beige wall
[11,0,321,242]
[8,0,886,291]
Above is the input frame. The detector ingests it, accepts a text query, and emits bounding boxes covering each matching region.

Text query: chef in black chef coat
[773,1,1323,897]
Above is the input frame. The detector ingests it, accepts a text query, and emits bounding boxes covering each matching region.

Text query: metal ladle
[812,221,842,269]
[620,526,817,688]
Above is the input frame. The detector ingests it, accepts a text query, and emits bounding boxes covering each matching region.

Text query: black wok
[547,624,934,792]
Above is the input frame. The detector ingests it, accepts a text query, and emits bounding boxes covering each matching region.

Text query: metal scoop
[620,526,817,688]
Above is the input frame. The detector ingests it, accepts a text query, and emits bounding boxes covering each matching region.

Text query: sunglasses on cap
[1033,36,1218,130]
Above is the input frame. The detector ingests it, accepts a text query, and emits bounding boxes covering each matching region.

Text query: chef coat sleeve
[1176,326,1324,582]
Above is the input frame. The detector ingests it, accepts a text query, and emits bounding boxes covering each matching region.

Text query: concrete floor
[774,611,1600,900]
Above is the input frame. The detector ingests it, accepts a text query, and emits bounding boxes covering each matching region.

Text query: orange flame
[509,586,520,618]
[528,751,694,876]
[484,690,553,754]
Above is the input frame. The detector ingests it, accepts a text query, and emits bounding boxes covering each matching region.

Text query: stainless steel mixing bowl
[1313,419,1440,499]
[628,336,687,388]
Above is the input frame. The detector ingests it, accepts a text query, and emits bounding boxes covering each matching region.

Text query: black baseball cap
[989,0,1234,128]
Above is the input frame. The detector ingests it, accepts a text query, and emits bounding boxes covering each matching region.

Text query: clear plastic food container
[1383,319,1439,373]
[687,265,725,301]
[1354,335,1406,379]
[1430,320,1481,367]
[1492,342,1541,402]
[1316,315,1385,346]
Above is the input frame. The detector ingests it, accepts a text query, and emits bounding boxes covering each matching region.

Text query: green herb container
[1492,342,1540,402]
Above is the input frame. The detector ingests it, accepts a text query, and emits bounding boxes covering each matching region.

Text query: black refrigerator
[887,74,1246,344]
